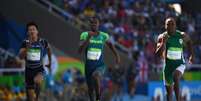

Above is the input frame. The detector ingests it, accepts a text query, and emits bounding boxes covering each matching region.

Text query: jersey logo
[179,39,183,45]
[90,39,103,44]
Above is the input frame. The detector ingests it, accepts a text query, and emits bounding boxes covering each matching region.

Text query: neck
[91,30,99,34]
[30,36,38,42]
[167,30,176,35]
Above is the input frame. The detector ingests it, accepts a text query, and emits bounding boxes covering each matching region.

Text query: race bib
[87,49,101,60]
[167,47,182,60]
[27,48,41,61]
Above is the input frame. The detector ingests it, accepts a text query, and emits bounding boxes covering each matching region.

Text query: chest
[166,36,183,48]
[26,43,43,61]
[88,35,105,48]
[90,35,104,43]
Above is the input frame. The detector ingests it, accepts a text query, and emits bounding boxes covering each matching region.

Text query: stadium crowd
[50,0,201,67]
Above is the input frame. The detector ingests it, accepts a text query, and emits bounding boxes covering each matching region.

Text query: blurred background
[0,0,201,101]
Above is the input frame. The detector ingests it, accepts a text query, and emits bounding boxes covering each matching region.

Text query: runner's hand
[188,55,193,64]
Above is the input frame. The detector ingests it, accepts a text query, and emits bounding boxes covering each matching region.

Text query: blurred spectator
[109,65,125,101]
[1,86,14,101]
[136,51,148,83]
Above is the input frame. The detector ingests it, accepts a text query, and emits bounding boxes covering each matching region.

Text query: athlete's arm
[19,40,28,59]
[78,35,91,54]
[155,34,167,57]
[46,47,52,71]
[19,48,27,59]
[106,42,120,64]
[182,32,194,64]
[44,41,52,72]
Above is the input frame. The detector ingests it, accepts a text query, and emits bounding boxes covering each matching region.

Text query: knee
[93,72,101,81]
[167,90,173,96]
[173,75,180,83]
[166,86,173,95]
[173,71,182,82]
[27,89,36,101]
[34,74,43,85]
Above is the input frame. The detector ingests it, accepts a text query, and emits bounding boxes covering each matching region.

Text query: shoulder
[80,31,88,36]
[21,39,30,45]
[180,31,186,37]
[176,30,185,36]
[100,31,110,41]
[80,31,89,40]
[100,31,109,36]
[158,32,166,39]
[39,38,48,43]
[156,32,167,43]
[39,38,49,48]
[179,31,191,42]
[22,39,29,43]
[20,39,29,48]
[177,30,189,39]
[100,31,109,38]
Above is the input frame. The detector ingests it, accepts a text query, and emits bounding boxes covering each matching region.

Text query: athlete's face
[28,25,38,39]
[90,18,99,31]
[165,18,176,33]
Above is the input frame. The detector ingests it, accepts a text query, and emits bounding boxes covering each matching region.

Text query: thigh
[25,68,35,89]
[175,64,185,76]
[85,67,95,89]
[26,67,44,87]
[173,65,184,81]
[26,88,36,100]
[34,72,44,85]
[163,64,175,86]
[92,65,106,78]
[165,85,173,94]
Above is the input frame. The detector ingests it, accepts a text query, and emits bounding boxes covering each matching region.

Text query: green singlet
[163,30,185,86]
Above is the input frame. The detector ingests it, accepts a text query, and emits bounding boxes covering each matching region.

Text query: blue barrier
[148,81,201,100]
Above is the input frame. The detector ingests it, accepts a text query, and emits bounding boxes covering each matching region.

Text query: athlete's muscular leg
[165,85,173,101]
[173,70,182,101]
[27,89,36,101]
[86,73,95,101]
[88,79,95,101]
[93,71,102,101]
[34,73,43,101]
[164,65,173,101]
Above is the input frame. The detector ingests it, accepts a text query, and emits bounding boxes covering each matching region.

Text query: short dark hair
[26,21,39,31]
[165,17,176,23]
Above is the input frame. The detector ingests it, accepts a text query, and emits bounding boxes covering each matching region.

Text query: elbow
[47,47,52,54]
[155,50,162,57]
[155,49,159,56]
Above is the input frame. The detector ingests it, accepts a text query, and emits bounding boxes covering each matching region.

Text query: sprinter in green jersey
[155,17,194,101]
[78,17,120,101]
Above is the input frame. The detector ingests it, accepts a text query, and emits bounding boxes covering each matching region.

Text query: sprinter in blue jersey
[19,22,52,101]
